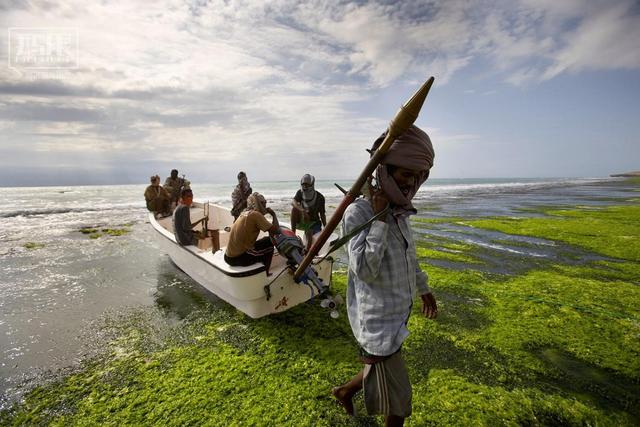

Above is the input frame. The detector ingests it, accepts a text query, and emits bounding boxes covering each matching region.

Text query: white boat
[149,202,336,318]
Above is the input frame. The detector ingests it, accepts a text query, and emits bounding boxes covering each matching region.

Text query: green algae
[416,246,480,264]
[413,234,485,265]
[462,204,640,262]
[411,371,630,426]
[23,242,45,250]
[78,227,131,239]
[479,266,640,376]
[102,228,131,237]
[3,200,640,425]
[626,176,640,185]
[413,217,465,225]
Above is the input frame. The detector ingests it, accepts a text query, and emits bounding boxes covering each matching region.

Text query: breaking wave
[0,205,144,219]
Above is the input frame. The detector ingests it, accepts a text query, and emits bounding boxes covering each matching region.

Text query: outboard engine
[271,227,327,295]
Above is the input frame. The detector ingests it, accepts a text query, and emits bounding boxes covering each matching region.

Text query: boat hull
[149,204,334,318]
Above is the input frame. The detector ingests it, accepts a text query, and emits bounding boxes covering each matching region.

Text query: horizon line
[0,176,617,189]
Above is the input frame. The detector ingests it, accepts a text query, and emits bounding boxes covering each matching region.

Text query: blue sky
[0,0,639,186]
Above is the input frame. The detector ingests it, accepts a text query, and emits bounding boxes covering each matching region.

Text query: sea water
[0,177,635,407]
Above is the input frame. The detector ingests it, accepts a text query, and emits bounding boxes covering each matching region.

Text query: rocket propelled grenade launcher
[293,76,435,280]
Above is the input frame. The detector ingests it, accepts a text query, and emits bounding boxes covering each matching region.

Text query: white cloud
[0,0,638,183]
[542,1,640,79]
[484,0,640,84]
[307,1,473,85]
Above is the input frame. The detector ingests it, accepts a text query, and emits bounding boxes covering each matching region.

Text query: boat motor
[271,227,327,296]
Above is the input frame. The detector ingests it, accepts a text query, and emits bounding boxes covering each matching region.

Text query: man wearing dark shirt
[173,188,205,246]
[164,169,185,209]
[291,174,326,251]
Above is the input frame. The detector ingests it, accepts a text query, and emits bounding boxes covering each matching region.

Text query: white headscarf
[300,174,317,209]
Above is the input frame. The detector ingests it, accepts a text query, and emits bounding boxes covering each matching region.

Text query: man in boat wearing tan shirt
[144,175,171,216]
[224,192,279,275]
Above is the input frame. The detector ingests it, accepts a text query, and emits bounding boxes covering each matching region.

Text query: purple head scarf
[371,125,434,218]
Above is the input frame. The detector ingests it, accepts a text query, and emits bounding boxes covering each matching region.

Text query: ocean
[0,177,636,407]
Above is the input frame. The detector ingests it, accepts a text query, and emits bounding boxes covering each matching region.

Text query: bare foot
[331,386,354,416]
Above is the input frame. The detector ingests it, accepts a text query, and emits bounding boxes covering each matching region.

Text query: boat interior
[154,202,313,275]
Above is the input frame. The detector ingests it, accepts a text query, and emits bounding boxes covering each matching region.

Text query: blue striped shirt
[342,199,430,356]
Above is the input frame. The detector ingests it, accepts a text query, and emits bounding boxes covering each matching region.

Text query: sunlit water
[0,177,636,407]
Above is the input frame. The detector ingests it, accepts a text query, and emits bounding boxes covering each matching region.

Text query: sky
[1,0,639,186]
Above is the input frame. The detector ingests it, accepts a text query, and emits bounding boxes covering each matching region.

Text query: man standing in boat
[332,125,438,426]
[231,171,252,221]
[291,174,326,252]
[173,188,206,246]
[164,169,185,210]
[225,193,279,276]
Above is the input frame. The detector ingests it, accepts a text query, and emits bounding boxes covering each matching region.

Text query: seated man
[291,174,326,251]
[172,188,206,246]
[144,175,171,216]
[225,193,279,275]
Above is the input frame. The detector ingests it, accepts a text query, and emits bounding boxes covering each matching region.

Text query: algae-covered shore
[2,181,639,425]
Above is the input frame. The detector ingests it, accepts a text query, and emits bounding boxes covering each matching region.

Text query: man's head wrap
[246,192,267,214]
[300,174,317,208]
[237,171,250,193]
[371,125,434,217]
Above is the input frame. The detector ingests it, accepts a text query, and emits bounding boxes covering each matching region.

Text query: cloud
[304,1,474,85]
[542,1,640,79]
[0,101,107,122]
[0,0,638,184]
[483,0,640,84]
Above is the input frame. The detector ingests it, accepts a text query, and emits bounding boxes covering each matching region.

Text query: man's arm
[319,194,327,226]
[190,217,207,229]
[175,208,195,242]
[344,199,388,283]
[231,187,240,206]
[415,267,430,295]
[416,267,437,318]
[265,208,280,234]
[291,190,306,213]
[291,199,305,212]
[421,292,437,319]
[160,187,170,200]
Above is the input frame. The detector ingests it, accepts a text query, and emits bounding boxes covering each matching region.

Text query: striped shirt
[342,199,430,356]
